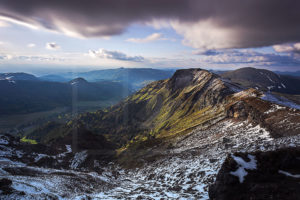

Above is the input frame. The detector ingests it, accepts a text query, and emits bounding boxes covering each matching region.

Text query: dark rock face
[0,178,25,196]
[49,125,116,152]
[209,148,300,200]
[0,178,14,195]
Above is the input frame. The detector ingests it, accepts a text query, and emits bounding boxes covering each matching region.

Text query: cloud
[193,49,222,56]
[45,42,60,50]
[127,33,164,43]
[195,49,300,69]
[27,43,36,48]
[0,53,66,62]
[273,43,300,54]
[171,19,239,50]
[0,54,13,60]
[0,20,9,27]
[0,0,300,50]
[88,49,144,62]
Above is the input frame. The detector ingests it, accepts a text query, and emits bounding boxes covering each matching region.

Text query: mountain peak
[168,68,217,91]
[69,77,88,85]
[0,72,38,81]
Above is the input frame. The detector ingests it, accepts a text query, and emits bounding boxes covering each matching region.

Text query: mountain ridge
[26,68,300,166]
[221,67,300,94]
[1,68,300,199]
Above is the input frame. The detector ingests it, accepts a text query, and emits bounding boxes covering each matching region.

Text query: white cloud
[88,48,144,62]
[126,33,165,43]
[0,16,38,30]
[5,54,13,60]
[0,54,13,60]
[0,20,10,27]
[273,43,300,53]
[27,43,36,48]
[46,42,60,50]
[170,19,239,50]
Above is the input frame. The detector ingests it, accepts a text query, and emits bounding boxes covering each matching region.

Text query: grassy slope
[26,69,300,168]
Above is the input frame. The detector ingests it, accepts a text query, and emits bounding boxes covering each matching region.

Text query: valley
[0,68,174,136]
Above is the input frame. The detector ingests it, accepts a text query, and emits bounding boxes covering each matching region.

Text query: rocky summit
[1,68,300,199]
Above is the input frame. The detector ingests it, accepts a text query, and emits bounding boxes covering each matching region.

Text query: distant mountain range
[275,70,300,77]
[0,78,128,115]
[1,67,299,116]
[0,68,175,115]
[38,74,69,82]
[221,67,300,94]
[0,72,39,81]
[39,68,175,90]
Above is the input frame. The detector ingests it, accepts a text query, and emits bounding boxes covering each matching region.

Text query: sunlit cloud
[88,49,144,62]
[273,43,300,54]
[27,43,36,48]
[127,33,165,43]
[0,16,38,30]
[0,20,10,27]
[171,19,239,50]
[0,54,13,60]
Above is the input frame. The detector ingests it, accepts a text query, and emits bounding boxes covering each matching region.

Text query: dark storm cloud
[1,0,300,49]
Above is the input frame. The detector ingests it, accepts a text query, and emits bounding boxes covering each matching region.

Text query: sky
[0,0,300,74]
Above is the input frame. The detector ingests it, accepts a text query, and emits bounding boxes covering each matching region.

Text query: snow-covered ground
[261,92,300,110]
[1,118,300,200]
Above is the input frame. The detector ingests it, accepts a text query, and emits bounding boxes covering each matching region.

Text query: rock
[209,147,300,200]
[0,178,13,195]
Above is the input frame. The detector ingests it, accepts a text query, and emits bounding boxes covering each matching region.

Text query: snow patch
[34,154,48,162]
[230,154,257,183]
[65,145,72,153]
[70,150,88,169]
[261,92,300,110]
[265,104,285,114]
[266,75,275,83]
[267,86,275,91]
[278,170,300,178]
[0,138,9,145]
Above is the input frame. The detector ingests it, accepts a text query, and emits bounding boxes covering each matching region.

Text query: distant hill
[44,68,175,90]
[39,74,70,82]
[221,67,300,94]
[275,70,300,77]
[0,78,128,115]
[0,72,39,81]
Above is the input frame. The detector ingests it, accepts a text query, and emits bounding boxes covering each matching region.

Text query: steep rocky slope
[50,69,235,145]
[1,68,300,199]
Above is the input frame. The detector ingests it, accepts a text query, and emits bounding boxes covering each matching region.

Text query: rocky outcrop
[209,148,300,200]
